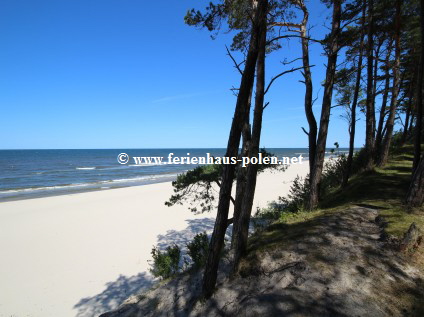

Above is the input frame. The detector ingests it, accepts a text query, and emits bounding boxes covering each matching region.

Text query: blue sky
[0,0,368,149]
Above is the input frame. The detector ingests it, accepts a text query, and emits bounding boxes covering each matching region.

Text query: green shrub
[320,155,347,197]
[279,175,310,212]
[149,245,181,279]
[253,150,369,231]
[186,232,209,268]
[278,152,363,213]
[252,202,284,231]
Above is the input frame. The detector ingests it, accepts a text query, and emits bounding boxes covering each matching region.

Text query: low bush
[279,175,310,213]
[255,152,366,226]
[320,155,347,197]
[186,232,209,268]
[149,245,181,279]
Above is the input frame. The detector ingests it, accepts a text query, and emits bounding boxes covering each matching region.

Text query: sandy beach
[0,163,308,317]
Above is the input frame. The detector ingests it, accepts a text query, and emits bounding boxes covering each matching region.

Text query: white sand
[0,163,308,317]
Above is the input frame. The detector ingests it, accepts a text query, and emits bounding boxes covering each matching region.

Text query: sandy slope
[0,162,308,317]
[102,207,424,317]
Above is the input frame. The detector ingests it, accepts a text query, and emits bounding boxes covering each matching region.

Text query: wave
[128,163,167,167]
[0,183,90,194]
[0,173,179,195]
[110,173,178,183]
[76,167,96,170]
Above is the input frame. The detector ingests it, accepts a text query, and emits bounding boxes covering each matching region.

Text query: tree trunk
[375,42,393,159]
[307,0,342,210]
[342,4,366,188]
[202,0,265,298]
[408,110,415,141]
[401,81,414,145]
[299,3,316,174]
[231,101,252,247]
[414,0,424,171]
[406,155,424,207]
[378,1,401,167]
[232,2,267,272]
[364,0,376,171]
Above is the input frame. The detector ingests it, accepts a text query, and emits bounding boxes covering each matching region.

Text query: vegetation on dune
[129,145,423,317]
[181,0,424,298]
[102,0,424,314]
[154,0,424,303]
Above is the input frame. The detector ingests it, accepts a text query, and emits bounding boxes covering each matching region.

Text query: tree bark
[401,82,414,145]
[307,0,342,210]
[375,42,393,159]
[364,0,376,170]
[299,2,316,174]
[342,3,366,188]
[378,0,401,167]
[202,0,265,298]
[406,155,424,207]
[232,1,267,272]
[408,109,415,141]
[231,100,252,247]
[414,0,424,171]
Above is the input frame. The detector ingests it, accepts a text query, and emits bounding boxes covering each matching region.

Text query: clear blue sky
[0,0,368,149]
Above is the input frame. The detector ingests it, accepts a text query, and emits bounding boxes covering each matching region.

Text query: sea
[0,148,346,202]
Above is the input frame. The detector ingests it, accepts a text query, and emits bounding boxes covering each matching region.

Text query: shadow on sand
[73,217,216,317]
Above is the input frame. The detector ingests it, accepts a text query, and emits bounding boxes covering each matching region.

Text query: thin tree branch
[282,57,303,65]
[265,66,309,94]
[225,45,244,75]
[271,22,302,28]
[268,34,322,45]
[215,179,236,205]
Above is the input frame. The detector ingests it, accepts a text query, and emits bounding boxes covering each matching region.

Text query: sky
[0,0,370,149]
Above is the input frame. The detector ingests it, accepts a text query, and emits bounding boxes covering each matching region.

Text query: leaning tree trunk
[378,0,401,167]
[371,39,382,160]
[342,3,366,188]
[406,155,424,207]
[299,3,316,175]
[364,0,376,171]
[202,0,265,299]
[231,99,252,247]
[307,0,342,210]
[414,0,424,171]
[232,3,267,272]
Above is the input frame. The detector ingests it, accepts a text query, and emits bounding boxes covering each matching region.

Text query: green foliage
[186,232,209,268]
[184,0,294,53]
[165,149,282,214]
[148,233,214,276]
[165,164,222,213]
[251,147,386,234]
[253,202,285,231]
[149,245,181,279]
[268,151,367,218]
[279,175,310,213]
[320,155,347,196]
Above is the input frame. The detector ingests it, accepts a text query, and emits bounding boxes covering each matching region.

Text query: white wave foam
[129,163,167,167]
[0,183,90,194]
[0,173,179,195]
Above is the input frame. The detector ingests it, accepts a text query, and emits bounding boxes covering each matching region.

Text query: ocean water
[0,148,343,202]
